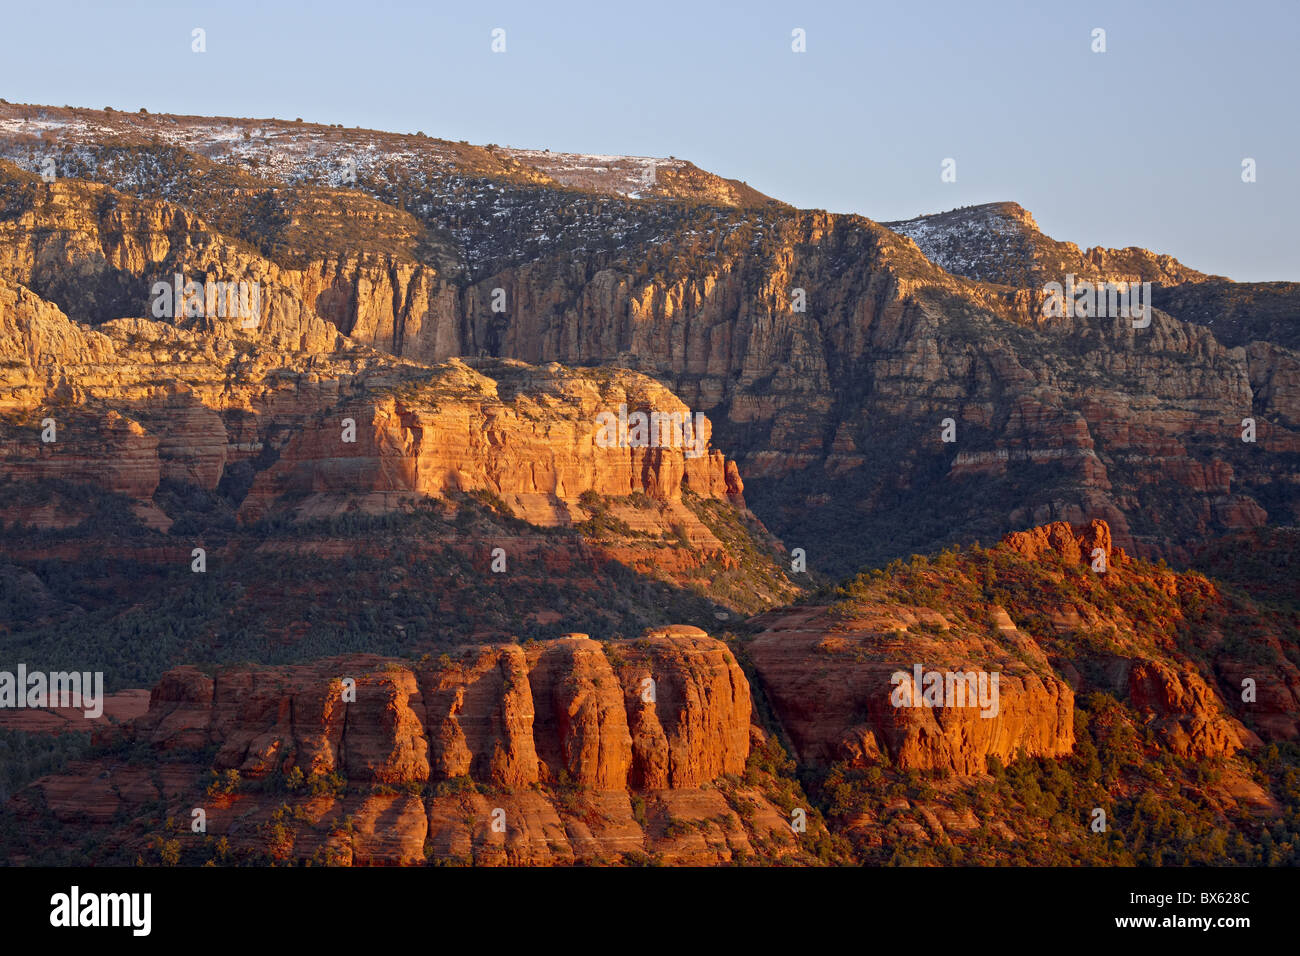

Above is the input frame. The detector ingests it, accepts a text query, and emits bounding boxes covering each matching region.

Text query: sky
[1,0,1295,280]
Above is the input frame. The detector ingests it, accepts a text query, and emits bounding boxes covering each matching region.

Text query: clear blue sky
[2,0,1295,280]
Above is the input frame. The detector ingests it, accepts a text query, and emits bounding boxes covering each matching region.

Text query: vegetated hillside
[0,102,781,208]
[1153,280,1300,351]
[497,148,783,207]
[1186,526,1300,611]
[743,520,1300,864]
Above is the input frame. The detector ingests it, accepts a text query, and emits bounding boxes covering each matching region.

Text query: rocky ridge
[9,629,811,865]
[0,113,1294,574]
[884,201,1219,289]
[8,519,1296,865]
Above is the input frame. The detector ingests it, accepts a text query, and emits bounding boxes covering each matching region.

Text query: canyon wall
[12,630,809,865]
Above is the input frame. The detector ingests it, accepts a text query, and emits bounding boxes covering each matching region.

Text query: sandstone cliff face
[0,275,795,623]
[0,166,436,357]
[1001,520,1260,759]
[134,630,751,791]
[4,110,1295,573]
[0,279,116,367]
[0,290,742,527]
[1126,660,1256,760]
[14,630,804,865]
[237,359,742,528]
[746,519,1275,776]
[4,515,1292,865]
[748,605,1076,775]
[1002,518,1121,568]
